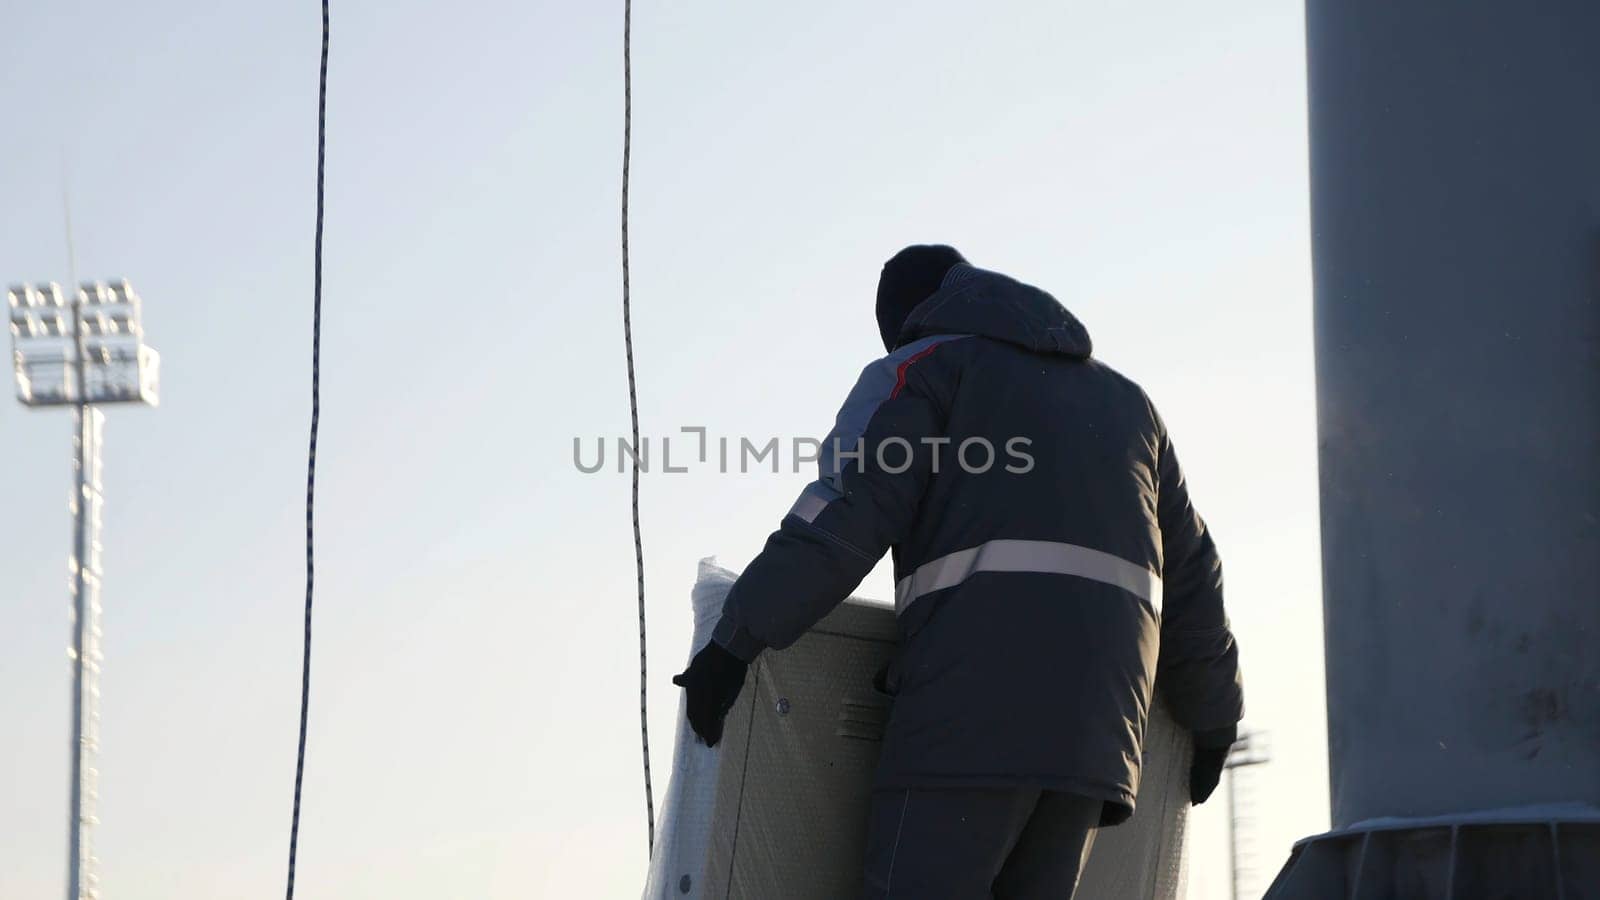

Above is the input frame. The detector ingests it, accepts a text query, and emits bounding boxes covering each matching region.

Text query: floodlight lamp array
[9,280,159,407]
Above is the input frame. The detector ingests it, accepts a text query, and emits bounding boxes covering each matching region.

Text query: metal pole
[67,409,87,900]
[1227,766,1239,900]
[66,289,102,900]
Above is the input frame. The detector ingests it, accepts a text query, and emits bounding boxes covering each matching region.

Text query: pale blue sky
[2,2,1322,897]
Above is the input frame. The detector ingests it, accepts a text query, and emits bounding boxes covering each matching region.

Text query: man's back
[867,266,1236,822]
[709,262,1242,824]
[669,251,1244,897]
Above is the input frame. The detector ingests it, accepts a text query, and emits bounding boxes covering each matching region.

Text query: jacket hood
[896,264,1093,358]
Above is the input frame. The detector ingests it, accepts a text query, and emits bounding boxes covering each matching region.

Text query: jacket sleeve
[1153,418,1245,733]
[711,342,952,662]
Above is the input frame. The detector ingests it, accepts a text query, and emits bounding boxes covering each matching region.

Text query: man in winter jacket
[673,245,1244,899]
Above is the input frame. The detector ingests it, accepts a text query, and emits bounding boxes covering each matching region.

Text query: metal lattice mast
[1225,729,1271,900]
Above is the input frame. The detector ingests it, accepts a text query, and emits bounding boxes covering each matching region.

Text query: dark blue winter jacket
[712,263,1244,824]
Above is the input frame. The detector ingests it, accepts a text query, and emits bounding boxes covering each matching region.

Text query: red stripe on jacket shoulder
[889,341,949,399]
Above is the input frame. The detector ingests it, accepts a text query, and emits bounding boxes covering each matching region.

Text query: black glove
[1189,725,1237,805]
[671,641,749,748]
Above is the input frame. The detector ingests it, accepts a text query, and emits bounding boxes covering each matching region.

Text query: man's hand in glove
[1190,725,1238,805]
[672,641,749,748]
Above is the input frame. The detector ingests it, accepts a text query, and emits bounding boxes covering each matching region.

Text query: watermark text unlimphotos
[573,427,1034,475]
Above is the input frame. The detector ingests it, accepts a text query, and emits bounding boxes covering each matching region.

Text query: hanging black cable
[621,0,656,857]
[285,1,327,897]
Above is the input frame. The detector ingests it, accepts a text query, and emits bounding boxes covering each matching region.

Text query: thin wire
[621,0,655,857]
[286,1,327,897]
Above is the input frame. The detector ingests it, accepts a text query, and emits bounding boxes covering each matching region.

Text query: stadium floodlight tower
[9,279,159,900]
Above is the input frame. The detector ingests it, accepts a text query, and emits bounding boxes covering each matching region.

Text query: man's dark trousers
[861,788,1102,899]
